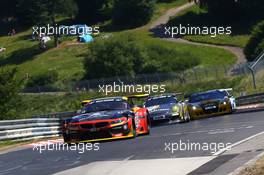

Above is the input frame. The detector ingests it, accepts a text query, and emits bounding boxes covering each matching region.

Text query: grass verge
[167,5,253,47]
[238,155,264,175]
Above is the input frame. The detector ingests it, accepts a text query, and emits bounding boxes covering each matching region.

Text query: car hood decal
[189,99,223,107]
[147,103,175,114]
[71,110,131,122]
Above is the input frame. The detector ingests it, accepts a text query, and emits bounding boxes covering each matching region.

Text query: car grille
[80,131,111,140]
[202,103,219,114]
[151,111,167,117]
[80,124,93,129]
[95,122,109,128]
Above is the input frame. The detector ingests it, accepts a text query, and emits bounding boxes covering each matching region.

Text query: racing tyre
[145,114,151,135]
[63,133,71,143]
[132,120,137,138]
[184,112,191,122]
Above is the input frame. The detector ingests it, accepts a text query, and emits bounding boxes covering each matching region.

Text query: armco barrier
[0,93,263,142]
[0,118,62,141]
[236,92,264,106]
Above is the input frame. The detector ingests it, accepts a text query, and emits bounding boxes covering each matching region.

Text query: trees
[0,67,24,119]
[194,0,264,17]
[193,0,239,17]
[75,0,113,23]
[17,0,78,47]
[0,0,17,17]
[112,0,155,28]
[83,34,201,79]
[244,21,264,61]
[84,35,148,79]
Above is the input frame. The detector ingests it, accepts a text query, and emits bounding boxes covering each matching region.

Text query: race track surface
[1,111,264,175]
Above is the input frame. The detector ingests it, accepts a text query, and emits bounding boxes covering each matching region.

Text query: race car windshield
[145,97,177,107]
[189,91,225,103]
[81,101,129,113]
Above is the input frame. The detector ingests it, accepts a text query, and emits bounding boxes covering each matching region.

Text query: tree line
[0,0,159,28]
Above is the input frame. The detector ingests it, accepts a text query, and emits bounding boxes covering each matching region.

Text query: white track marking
[213,131,264,156]
[53,156,215,175]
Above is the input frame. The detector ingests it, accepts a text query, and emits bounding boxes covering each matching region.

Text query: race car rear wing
[125,94,150,99]
[125,94,150,107]
[81,99,92,106]
[217,88,233,92]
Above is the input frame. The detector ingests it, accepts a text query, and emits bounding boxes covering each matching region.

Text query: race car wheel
[230,104,236,114]
[145,113,151,135]
[180,111,190,123]
[63,133,71,143]
[132,120,137,138]
[184,112,191,122]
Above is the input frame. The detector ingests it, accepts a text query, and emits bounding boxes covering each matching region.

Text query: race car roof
[147,93,181,100]
[207,88,233,93]
[126,94,149,99]
[92,96,127,103]
[189,90,224,97]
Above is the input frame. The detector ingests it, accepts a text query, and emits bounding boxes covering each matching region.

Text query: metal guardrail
[0,93,263,142]
[0,118,61,141]
[236,92,264,106]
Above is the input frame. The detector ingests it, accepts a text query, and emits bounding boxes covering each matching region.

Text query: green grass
[151,0,188,23]
[126,29,237,67]
[0,27,237,85]
[234,70,264,94]
[0,29,89,82]
[0,140,24,149]
[168,5,252,47]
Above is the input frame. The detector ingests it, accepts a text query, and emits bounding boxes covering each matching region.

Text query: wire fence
[22,49,264,94]
[22,63,254,93]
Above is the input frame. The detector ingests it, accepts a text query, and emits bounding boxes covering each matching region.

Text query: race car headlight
[221,101,228,105]
[192,106,198,110]
[111,119,123,124]
[172,105,179,113]
[111,117,127,124]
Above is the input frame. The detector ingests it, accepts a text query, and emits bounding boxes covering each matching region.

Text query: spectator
[8,28,16,36]
[0,47,6,53]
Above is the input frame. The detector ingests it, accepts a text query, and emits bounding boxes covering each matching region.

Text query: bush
[244,21,264,61]
[76,0,114,23]
[0,67,24,120]
[84,34,201,79]
[112,0,155,28]
[84,35,148,79]
[27,70,59,87]
[145,44,200,73]
[196,0,264,17]
[197,0,240,17]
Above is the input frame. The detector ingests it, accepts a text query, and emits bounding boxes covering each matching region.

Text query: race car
[144,94,190,124]
[62,95,150,143]
[218,88,237,112]
[187,90,233,119]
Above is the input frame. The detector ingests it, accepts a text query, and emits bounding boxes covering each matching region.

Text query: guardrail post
[249,67,257,89]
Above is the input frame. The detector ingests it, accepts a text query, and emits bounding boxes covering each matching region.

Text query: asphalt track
[1,110,264,175]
